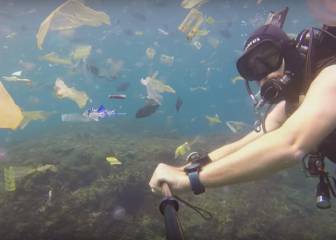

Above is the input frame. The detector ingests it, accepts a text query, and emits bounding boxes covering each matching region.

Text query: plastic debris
[206,114,222,126]
[83,105,126,122]
[2,75,33,86]
[178,8,204,41]
[181,0,208,9]
[231,75,244,84]
[205,16,215,25]
[0,82,24,130]
[146,47,156,60]
[4,166,16,192]
[61,113,91,122]
[140,71,176,105]
[226,121,249,133]
[54,78,89,108]
[192,40,202,50]
[71,44,92,61]
[160,54,174,65]
[134,31,144,36]
[19,111,55,129]
[106,58,124,79]
[195,29,209,37]
[207,36,220,48]
[40,52,72,65]
[108,94,127,99]
[36,0,110,49]
[158,28,169,35]
[106,156,122,165]
[175,142,191,159]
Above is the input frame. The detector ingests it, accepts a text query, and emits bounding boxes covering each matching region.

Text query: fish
[116,82,130,91]
[135,99,160,118]
[176,96,183,112]
[108,94,127,100]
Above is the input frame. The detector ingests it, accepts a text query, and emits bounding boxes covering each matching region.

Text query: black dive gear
[184,152,210,195]
[302,153,336,209]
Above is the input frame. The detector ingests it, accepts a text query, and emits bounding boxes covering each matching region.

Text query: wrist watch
[184,152,211,195]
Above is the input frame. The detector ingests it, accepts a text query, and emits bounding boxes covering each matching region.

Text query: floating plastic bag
[54,78,88,108]
[40,52,72,65]
[36,0,111,49]
[178,8,204,41]
[141,72,176,104]
[181,0,208,9]
[19,111,54,129]
[71,44,92,61]
[206,114,221,126]
[0,82,23,130]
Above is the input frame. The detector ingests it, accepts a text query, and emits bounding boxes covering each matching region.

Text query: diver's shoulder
[311,64,336,90]
[314,64,336,81]
[320,64,336,74]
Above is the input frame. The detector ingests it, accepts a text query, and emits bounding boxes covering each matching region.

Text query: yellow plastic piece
[36,0,110,49]
[19,111,55,129]
[106,156,122,165]
[40,52,73,65]
[134,31,144,36]
[178,8,204,41]
[54,78,88,108]
[71,45,92,61]
[195,29,209,36]
[205,16,215,25]
[0,82,23,130]
[206,114,222,126]
[231,75,244,84]
[181,0,208,9]
[4,166,16,192]
[174,142,191,159]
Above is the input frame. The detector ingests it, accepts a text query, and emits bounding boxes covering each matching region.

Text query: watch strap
[188,171,205,195]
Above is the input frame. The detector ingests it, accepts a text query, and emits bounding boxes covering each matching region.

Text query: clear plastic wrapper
[178,8,204,41]
[61,113,91,122]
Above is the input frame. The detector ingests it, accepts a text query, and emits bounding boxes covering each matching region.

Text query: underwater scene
[1,0,336,239]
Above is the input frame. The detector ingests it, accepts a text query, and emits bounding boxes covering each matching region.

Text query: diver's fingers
[149,163,168,194]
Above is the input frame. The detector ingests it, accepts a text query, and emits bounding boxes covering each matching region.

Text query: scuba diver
[150,6,336,209]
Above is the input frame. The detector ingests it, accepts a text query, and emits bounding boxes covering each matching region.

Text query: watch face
[184,162,201,173]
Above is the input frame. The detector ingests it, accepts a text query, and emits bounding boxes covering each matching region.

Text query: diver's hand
[149,163,190,194]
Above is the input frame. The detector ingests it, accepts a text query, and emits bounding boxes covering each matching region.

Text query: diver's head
[236,24,304,104]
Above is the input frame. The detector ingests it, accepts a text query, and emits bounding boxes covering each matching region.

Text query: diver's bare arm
[200,65,336,187]
[209,101,287,161]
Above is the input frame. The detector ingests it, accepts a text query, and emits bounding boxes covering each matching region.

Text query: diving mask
[237,40,284,81]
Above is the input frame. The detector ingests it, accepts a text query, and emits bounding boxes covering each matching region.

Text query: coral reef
[0,124,336,240]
